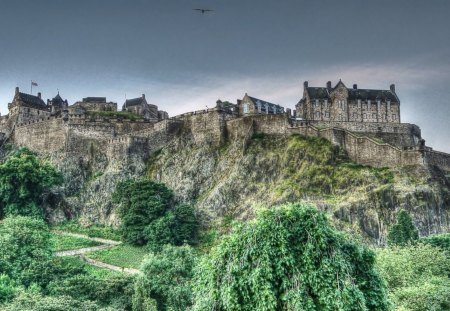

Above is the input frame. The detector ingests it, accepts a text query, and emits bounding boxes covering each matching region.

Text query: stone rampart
[13,117,66,153]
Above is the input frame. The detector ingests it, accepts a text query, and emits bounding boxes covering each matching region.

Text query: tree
[113,179,198,249]
[113,179,174,246]
[0,148,63,218]
[376,243,450,311]
[0,216,54,288]
[133,245,197,311]
[388,209,419,246]
[192,203,389,311]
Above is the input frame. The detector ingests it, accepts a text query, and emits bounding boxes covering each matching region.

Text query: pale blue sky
[0,0,449,151]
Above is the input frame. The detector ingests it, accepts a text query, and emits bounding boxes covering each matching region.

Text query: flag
[31,81,38,86]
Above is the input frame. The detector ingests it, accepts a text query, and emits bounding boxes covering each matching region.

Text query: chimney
[303,81,308,89]
[142,94,145,99]
[390,84,396,93]
[15,87,19,95]
[353,84,357,90]
[37,92,41,99]
[326,81,332,90]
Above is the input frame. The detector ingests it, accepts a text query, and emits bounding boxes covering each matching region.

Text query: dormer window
[358,99,361,108]
[368,100,371,109]
[265,104,269,114]
[257,102,261,113]
[315,99,319,107]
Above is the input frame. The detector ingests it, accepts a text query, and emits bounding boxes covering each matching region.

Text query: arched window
[243,103,249,114]
[315,111,320,119]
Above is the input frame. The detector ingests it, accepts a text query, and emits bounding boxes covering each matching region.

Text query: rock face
[3,111,449,244]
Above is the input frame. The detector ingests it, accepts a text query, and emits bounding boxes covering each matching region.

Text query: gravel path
[53,231,140,274]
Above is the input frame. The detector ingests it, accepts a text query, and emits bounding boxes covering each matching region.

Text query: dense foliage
[387,209,419,246]
[376,243,450,311]
[193,203,389,311]
[0,148,62,218]
[133,245,197,311]
[113,178,198,249]
[0,216,54,288]
[421,233,450,251]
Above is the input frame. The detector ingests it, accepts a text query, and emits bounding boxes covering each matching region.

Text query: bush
[376,243,450,311]
[0,274,20,304]
[0,148,63,218]
[421,233,450,251]
[387,209,419,246]
[133,245,197,311]
[193,203,389,311]
[0,216,54,288]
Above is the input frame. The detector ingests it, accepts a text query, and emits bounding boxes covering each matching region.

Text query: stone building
[296,81,400,123]
[70,97,117,114]
[237,93,285,117]
[122,94,168,121]
[8,87,51,122]
[47,92,68,114]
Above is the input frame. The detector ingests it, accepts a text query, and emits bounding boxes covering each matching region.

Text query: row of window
[314,111,398,120]
[313,99,392,109]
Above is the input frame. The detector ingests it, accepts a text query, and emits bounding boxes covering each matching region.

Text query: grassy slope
[86,244,148,269]
[52,221,121,241]
[50,233,101,251]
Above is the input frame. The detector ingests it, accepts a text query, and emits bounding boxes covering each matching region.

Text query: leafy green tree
[388,209,419,246]
[0,148,63,218]
[113,179,174,246]
[193,203,389,311]
[113,179,198,249]
[376,243,450,311]
[133,245,197,311]
[0,216,54,288]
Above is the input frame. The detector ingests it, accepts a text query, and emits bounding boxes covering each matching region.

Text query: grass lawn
[51,233,101,252]
[52,220,122,241]
[86,244,149,269]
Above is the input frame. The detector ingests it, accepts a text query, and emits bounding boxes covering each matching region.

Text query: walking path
[53,231,140,274]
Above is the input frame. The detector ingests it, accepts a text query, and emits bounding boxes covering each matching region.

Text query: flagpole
[31,80,32,94]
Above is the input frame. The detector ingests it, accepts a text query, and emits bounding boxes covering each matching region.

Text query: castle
[0,81,449,172]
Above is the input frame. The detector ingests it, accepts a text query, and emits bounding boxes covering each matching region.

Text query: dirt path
[53,231,140,274]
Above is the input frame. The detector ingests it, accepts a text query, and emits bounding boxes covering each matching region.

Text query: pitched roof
[248,96,284,113]
[305,86,399,102]
[17,92,47,108]
[124,97,145,107]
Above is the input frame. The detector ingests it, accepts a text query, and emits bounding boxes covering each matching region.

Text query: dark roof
[306,87,399,102]
[51,93,64,104]
[17,92,47,108]
[82,97,106,103]
[124,97,145,107]
[248,96,284,113]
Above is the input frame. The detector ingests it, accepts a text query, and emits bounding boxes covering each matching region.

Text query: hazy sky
[0,0,449,151]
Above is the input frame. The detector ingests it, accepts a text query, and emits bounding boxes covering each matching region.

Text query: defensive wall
[226,113,449,171]
[6,108,450,172]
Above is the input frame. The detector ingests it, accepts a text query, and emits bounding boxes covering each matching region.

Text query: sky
[0,0,449,151]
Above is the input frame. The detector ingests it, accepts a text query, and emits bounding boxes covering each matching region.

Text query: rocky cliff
[36,118,449,245]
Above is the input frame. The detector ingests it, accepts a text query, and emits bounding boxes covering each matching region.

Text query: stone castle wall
[14,116,66,153]
[424,150,450,171]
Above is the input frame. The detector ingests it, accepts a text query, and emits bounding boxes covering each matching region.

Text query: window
[352,112,357,118]
[257,102,261,113]
[315,99,319,107]
[243,103,249,114]
[325,111,330,118]
[368,100,371,110]
[363,113,366,119]
[265,104,269,114]
[315,111,320,119]
[358,99,361,108]
[372,113,376,119]
[392,114,397,120]
[324,99,328,107]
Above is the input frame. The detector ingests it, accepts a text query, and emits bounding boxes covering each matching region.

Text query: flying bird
[193,8,213,14]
